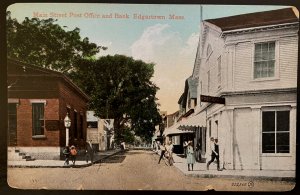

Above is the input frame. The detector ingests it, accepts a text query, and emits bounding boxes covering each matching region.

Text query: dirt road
[7,150,294,191]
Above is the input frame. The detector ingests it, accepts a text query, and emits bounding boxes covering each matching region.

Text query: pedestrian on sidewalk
[158,142,166,164]
[86,140,94,164]
[207,138,221,171]
[183,139,188,158]
[63,146,70,166]
[187,141,196,171]
[195,139,202,162]
[70,145,77,165]
[165,140,174,166]
[121,141,126,150]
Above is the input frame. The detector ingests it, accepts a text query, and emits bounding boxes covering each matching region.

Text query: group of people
[63,145,78,166]
[181,137,222,171]
[62,140,95,166]
[158,140,174,166]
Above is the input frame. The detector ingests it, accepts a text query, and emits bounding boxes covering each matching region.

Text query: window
[208,120,212,138]
[73,111,78,138]
[87,121,98,128]
[262,110,290,153]
[217,56,221,88]
[32,103,45,136]
[172,135,180,145]
[254,41,275,79]
[207,71,210,93]
[8,103,17,145]
[8,103,17,132]
[80,114,84,139]
[200,81,202,106]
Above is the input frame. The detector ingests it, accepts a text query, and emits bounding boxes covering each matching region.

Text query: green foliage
[6,11,99,73]
[6,11,161,142]
[70,55,162,142]
[122,127,135,144]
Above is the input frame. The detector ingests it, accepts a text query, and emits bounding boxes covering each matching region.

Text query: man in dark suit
[85,140,94,163]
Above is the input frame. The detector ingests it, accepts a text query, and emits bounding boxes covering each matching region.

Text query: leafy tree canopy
[6,11,100,73]
[6,12,162,142]
[70,55,162,142]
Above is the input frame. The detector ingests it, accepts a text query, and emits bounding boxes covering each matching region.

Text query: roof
[87,111,99,122]
[187,77,198,99]
[7,58,90,101]
[177,76,198,105]
[206,8,299,31]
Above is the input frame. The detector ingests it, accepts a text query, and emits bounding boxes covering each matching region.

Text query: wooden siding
[199,27,225,96]
[233,35,298,91]
[234,41,253,90]
[278,36,298,87]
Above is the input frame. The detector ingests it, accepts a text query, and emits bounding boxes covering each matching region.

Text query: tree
[70,55,162,143]
[6,11,100,73]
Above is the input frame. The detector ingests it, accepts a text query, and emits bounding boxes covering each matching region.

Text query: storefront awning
[163,122,194,136]
[178,113,205,131]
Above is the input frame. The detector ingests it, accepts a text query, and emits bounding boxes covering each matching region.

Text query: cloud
[130,24,182,63]
[130,24,199,113]
[180,32,199,56]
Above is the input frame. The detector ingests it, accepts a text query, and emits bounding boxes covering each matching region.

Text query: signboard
[200,95,225,104]
[45,120,59,131]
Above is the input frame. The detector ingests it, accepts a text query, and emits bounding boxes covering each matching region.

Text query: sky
[7,3,290,114]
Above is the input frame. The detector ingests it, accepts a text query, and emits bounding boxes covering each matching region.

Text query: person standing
[86,140,94,164]
[207,138,221,171]
[165,140,174,166]
[195,139,202,162]
[158,143,166,164]
[63,146,70,166]
[70,145,77,165]
[183,139,188,158]
[187,141,196,171]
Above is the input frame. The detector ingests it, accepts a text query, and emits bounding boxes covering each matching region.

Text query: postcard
[6,2,297,191]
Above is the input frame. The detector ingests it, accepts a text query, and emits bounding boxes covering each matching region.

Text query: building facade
[7,59,89,159]
[190,8,298,170]
[86,111,115,151]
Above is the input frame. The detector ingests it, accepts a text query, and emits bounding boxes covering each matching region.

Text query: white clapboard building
[86,111,115,151]
[180,7,298,171]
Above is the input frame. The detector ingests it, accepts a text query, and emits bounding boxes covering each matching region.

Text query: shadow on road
[101,155,126,163]
[123,150,150,155]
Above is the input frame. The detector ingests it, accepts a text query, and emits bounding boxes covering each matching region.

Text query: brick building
[7,59,90,160]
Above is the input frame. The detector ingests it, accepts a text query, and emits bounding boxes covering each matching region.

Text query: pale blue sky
[7,3,290,113]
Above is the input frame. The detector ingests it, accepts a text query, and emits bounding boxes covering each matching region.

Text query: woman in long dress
[187,141,196,171]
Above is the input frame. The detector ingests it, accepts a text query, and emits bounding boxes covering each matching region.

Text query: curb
[183,172,295,182]
[153,151,295,182]
[8,150,123,168]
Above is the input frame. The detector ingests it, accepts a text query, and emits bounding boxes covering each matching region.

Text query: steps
[8,147,35,161]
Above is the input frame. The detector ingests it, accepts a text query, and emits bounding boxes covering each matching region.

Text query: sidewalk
[154,150,295,182]
[8,149,122,168]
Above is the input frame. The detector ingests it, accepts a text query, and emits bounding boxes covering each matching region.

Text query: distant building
[166,111,179,128]
[163,76,200,154]
[86,111,114,151]
[7,59,89,160]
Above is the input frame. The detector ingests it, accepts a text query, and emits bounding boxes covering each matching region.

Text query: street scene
[6,3,298,192]
[8,149,294,191]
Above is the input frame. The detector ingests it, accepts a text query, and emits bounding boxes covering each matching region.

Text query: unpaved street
[8,150,294,191]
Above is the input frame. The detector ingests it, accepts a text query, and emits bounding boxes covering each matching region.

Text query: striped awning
[162,122,194,136]
[178,113,205,131]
